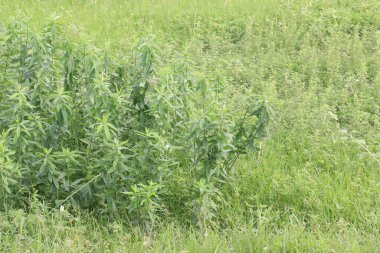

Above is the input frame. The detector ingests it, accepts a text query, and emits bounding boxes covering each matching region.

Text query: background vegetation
[0,0,379,252]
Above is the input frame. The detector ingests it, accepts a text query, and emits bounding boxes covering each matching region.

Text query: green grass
[0,0,280,46]
[1,0,379,252]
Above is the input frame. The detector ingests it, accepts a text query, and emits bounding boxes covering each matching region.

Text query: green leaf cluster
[0,20,271,228]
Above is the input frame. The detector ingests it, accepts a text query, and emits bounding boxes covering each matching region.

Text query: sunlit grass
[0,0,379,252]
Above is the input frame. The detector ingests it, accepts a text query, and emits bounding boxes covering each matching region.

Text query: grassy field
[0,0,379,252]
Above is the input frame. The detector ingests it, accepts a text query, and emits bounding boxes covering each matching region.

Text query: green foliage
[0,0,379,251]
[0,20,271,227]
[0,132,23,196]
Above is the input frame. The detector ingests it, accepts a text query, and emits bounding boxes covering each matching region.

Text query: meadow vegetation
[0,0,379,252]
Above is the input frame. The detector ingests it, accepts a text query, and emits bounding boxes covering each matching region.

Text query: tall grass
[0,0,284,49]
[1,0,379,252]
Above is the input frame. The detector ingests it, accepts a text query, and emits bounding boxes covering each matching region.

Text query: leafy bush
[0,20,271,228]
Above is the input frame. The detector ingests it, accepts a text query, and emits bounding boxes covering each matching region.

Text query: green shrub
[0,20,271,228]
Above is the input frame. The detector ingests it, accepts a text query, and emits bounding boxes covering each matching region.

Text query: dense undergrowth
[0,20,272,229]
[0,0,379,252]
